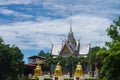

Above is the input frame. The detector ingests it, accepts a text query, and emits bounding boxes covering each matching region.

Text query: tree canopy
[87,46,100,64]
[97,17,120,80]
[107,17,120,42]
[38,50,45,57]
[0,38,24,80]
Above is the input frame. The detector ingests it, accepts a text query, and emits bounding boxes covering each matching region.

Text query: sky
[0,0,120,63]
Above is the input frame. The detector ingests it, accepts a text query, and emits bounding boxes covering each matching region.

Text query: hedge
[64,78,74,80]
[15,78,38,80]
[85,78,98,80]
[16,78,99,80]
[44,78,53,80]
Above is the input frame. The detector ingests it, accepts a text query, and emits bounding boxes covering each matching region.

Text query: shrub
[64,78,74,80]
[15,78,38,80]
[44,78,53,80]
[85,78,98,80]
[28,78,39,80]
[15,78,28,80]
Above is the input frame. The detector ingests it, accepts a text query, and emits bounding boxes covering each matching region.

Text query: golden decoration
[53,63,63,76]
[33,59,42,76]
[74,62,84,76]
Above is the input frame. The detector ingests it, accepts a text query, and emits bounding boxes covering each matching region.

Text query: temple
[52,27,90,57]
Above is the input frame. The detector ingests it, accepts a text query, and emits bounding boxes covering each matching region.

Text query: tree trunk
[91,63,95,77]
[70,63,72,77]
[49,63,52,77]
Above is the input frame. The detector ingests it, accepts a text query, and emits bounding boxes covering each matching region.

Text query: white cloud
[0,0,37,5]
[39,0,120,18]
[0,0,119,64]
[0,8,33,18]
[1,0,120,19]
[0,14,112,50]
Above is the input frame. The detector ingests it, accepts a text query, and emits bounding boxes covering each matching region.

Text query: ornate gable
[60,44,72,56]
[67,30,76,49]
[59,28,78,56]
[51,27,90,57]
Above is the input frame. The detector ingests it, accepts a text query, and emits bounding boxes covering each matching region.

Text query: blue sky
[0,0,120,63]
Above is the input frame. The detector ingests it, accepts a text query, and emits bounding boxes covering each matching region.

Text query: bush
[28,78,39,80]
[15,78,38,80]
[85,78,98,80]
[15,78,28,80]
[44,78,53,80]
[64,78,74,80]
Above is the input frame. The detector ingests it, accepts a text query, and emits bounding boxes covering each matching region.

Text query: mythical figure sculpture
[33,59,42,76]
[74,62,84,76]
[53,63,63,76]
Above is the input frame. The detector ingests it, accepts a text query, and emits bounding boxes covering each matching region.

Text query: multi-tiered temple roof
[52,27,90,57]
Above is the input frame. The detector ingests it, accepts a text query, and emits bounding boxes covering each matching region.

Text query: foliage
[76,56,88,71]
[44,78,52,80]
[87,46,102,69]
[64,78,74,80]
[54,55,68,67]
[15,78,99,80]
[44,53,53,76]
[106,16,120,42]
[97,17,120,80]
[44,53,53,66]
[15,78,38,80]
[0,38,24,80]
[97,42,120,80]
[28,78,39,80]
[87,46,100,64]
[87,47,101,77]
[85,79,98,80]
[38,50,45,57]
[15,78,27,80]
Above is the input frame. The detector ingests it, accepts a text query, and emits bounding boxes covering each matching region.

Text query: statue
[53,63,63,76]
[33,59,42,76]
[95,67,99,77]
[74,62,84,76]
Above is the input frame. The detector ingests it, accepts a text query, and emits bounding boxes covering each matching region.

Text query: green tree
[54,55,68,73]
[107,17,120,42]
[38,50,45,57]
[77,56,88,71]
[87,46,101,77]
[54,55,67,66]
[0,38,24,80]
[88,46,100,64]
[44,53,53,77]
[97,17,120,80]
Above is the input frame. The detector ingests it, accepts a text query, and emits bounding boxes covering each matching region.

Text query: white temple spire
[70,11,72,33]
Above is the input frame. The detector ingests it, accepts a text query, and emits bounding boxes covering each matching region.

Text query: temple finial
[70,24,72,32]
[70,11,72,32]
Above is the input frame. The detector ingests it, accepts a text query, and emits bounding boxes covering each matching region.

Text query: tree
[106,17,120,42]
[87,46,101,77]
[44,53,53,77]
[54,55,67,66]
[38,50,45,57]
[76,56,88,73]
[88,46,100,63]
[0,38,24,80]
[97,17,120,80]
